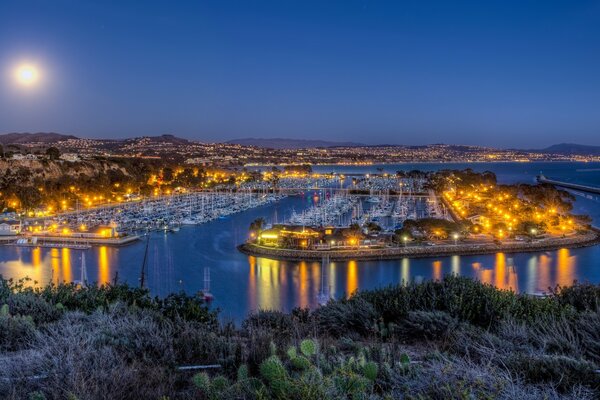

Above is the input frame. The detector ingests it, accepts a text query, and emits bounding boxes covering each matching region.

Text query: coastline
[238,229,600,261]
[244,160,597,167]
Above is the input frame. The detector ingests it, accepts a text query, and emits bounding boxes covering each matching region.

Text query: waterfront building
[0,219,22,236]
[258,225,320,248]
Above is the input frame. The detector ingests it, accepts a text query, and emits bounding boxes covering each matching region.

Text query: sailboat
[317,255,331,305]
[74,252,88,287]
[201,268,214,302]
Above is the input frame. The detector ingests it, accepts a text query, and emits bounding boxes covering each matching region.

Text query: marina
[17,191,286,242]
[1,162,600,321]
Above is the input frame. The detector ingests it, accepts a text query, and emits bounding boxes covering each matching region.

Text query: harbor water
[1,161,600,322]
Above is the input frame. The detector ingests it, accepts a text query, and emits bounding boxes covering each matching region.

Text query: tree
[249,218,265,232]
[162,167,174,182]
[365,222,382,233]
[46,147,61,160]
[15,186,43,210]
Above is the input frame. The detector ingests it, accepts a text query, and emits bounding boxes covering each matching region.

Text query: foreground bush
[0,275,599,399]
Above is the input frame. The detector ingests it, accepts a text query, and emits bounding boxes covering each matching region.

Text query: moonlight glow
[15,64,39,86]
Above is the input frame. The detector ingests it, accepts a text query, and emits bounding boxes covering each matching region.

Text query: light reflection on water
[0,162,599,321]
[0,239,598,321]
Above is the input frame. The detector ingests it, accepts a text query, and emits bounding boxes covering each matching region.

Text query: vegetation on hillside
[1,275,599,399]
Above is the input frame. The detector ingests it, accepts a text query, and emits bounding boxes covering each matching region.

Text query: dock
[537,175,600,195]
[4,235,140,248]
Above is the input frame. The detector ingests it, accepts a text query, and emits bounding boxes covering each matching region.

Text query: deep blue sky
[1,0,599,147]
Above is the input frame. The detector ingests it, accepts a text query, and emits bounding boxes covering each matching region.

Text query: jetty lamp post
[530,228,537,240]
[402,235,408,247]
[453,233,459,245]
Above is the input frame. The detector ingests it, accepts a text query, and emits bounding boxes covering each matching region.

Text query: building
[258,225,320,248]
[0,219,22,236]
[60,153,81,162]
[77,224,120,238]
[256,224,383,250]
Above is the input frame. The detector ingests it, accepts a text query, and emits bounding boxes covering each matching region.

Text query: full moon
[15,64,39,86]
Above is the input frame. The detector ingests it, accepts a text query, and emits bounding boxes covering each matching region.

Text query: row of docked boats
[51,191,285,234]
[289,194,357,227]
[353,176,428,192]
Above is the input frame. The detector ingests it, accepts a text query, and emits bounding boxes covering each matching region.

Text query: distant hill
[538,143,600,156]
[0,132,78,144]
[226,138,365,149]
[0,133,193,146]
[122,134,192,145]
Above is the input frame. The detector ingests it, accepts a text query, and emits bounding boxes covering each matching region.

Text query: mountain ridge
[2,133,600,156]
[0,132,78,144]
[536,143,600,156]
[225,137,366,149]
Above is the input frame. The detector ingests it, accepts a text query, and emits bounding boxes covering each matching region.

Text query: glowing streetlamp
[402,235,408,247]
[452,233,459,245]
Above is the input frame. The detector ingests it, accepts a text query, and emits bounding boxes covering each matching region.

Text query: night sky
[1,0,599,147]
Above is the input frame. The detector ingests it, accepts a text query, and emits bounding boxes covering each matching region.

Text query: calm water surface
[1,162,600,322]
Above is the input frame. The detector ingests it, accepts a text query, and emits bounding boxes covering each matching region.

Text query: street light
[402,236,408,247]
[452,233,459,245]
[530,228,537,241]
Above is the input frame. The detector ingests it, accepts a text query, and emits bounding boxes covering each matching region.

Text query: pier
[537,175,600,194]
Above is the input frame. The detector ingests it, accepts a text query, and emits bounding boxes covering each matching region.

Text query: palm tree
[249,217,266,232]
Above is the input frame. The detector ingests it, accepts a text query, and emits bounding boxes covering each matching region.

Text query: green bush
[0,313,36,351]
[2,275,600,398]
[7,293,62,324]
[28,391,46,400]
[315,297,377,337]
[392,310,457,341]
[355,276,568,328]
[508,353,599,392]
[552,283,600,311]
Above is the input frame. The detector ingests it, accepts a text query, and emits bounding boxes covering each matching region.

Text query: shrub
[7,293,63,324]
[28,392,46,400]
[314,297,377,337]
[552,283,600,311]
[392,310,457,341]
[173,322,237,368]
[0,314,36,351]
[356,276,569,328]
[508,353,599,392]
[573,311,600,364]
[242,310,294,341]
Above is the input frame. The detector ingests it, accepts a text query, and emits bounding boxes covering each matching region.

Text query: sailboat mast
[139,233,150,288]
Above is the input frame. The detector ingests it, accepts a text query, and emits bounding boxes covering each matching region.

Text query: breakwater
[239,230,600,261]
[537,175,600,195]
